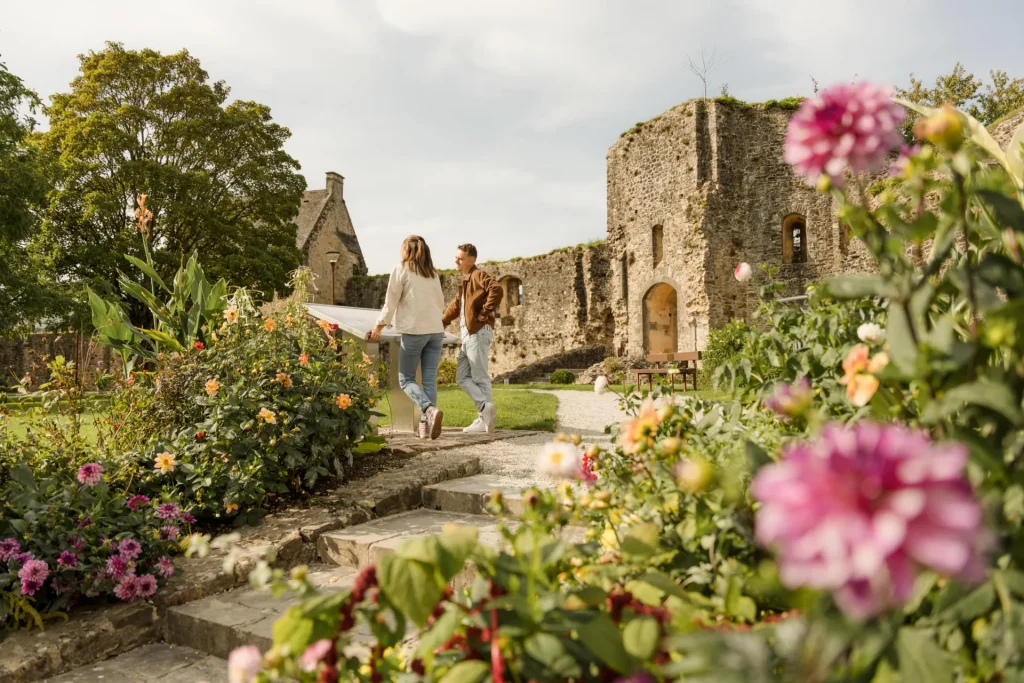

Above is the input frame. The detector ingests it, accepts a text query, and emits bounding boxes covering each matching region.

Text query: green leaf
[977,189,1024,232]
[937,581,995,622]
[124,255,170,292]
[885,302,919,374]
[10,464,34,488]
[576,613,635,674]
[415,609,459,665]
[635,571,687,600]
[378,554,443,628]
[977,253,1024,297]
[622,616,660,660]
[439,660,490,683]
[744,439,772,473]
[620,522,660,557]
[824,275,890,299]
[140,328,185,352]
[896,627,953,683]
[523,633,582,678]
[922,377,1024,426]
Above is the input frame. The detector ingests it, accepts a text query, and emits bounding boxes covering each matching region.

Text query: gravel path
[435,389,624,480]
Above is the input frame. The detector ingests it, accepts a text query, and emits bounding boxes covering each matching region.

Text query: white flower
[857,322,886,345]
[594,375,609,395]
[734,262,752,282]
[536,441,581,479]
[228,645,262,683]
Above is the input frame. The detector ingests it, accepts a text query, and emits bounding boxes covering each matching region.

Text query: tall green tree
[896,63,1024,139]
[34,42,306,324]
[0,58,54,337]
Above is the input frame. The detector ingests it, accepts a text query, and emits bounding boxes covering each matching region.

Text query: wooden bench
[633,351,702,393]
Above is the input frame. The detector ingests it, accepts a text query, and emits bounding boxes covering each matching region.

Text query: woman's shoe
[425,406,444,440]
[417,420,429,439]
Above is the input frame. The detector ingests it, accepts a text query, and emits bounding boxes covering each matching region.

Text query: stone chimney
[325,171,344,199]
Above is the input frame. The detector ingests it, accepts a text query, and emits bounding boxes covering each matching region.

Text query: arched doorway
[643,283,678,355]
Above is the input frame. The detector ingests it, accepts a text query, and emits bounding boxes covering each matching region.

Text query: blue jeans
[398,332,444,414]
[457,325,493,411]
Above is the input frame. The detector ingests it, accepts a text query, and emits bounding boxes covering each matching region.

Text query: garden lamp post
[326,251,341,304]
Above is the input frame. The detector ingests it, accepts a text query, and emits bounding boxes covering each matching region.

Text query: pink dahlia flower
[106,555,129,580]
[752,422,989,620]
[228,645,262,683]
[161,526,180,541]
[114,574,141,601]
[764,377,813,418]
[182,512,197,525]
[19,559,49,596]
[126,495,150,511]
[118,538,142,561]
[298,638,334,672]
[136,574,158,598]
[784,82,905,188]
[57,551,78,568]
[76,462,104,487]
[0,538,20,561]
[155,556,176,578]
[155,503,181,520]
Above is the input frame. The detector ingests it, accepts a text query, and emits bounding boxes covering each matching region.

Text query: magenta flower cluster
[784,82,905,188]
[752,422,988,620]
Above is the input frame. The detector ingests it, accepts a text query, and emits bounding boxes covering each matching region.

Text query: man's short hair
[457,243,477,258]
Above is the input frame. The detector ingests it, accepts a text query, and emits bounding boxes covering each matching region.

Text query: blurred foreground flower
[752,422,989,620]
[764,377,813,418]
[784,81,905,188]
[857,322,886,345]
[536,441,581,479]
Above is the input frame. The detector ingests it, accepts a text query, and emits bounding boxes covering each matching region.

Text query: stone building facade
[295,171,368,305]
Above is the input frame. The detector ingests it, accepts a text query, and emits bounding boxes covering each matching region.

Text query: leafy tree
[0,59,54,337]
[896,63,1024,139]
[34,42,306,325]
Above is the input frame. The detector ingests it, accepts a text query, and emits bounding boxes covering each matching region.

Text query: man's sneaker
[425,406,444,440]
[463,417,487,433]
[482,402,497,434]
[417,420,429,439]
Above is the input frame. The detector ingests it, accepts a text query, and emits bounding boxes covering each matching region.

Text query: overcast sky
[3,0,1023,275]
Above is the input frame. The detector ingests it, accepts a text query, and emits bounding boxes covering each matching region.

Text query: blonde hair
[401,235,438,279]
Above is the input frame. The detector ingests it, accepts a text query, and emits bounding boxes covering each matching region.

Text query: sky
[3,0,1023,275]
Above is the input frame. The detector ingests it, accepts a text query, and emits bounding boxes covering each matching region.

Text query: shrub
[436,357,457,386]
[549,369,575,384]
[120,290,377,521]
[700,319,750,385]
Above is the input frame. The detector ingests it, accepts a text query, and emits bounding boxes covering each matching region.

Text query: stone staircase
[88,469,554,680]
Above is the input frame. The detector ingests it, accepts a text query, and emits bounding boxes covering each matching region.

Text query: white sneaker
[482,402,497,433]
[425,406,444,440]
[417,420,429,439]
[463,417,487,433]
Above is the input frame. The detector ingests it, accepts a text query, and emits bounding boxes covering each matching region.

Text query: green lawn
[376,386,560,431]
[4,408,102,441]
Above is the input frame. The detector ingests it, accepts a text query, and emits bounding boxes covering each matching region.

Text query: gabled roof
[295,189,329,250]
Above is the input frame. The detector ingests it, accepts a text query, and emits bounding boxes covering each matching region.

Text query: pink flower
[19,559,49,596]
[155,557,176,578]
[734,262,752,282]
[784,82,905,188]
[182,512,197,525]
[77,462,104,487]
[752,422,989,620]
[0,538,20,561]
[126,495,150,511]
[579,452,598,485]
[890,144,921,179]
[114,574,141,601]
[106,555,128,580]
[68,536,83,552]
[118,539,142,561]
[155,503,181,521]
[136,574,158,598]
[78,516,92,528]
[161,526,180,541]
[228,645,262,683]
[764,377,813,418]
[298,638,334,672]
[57,551,78,568]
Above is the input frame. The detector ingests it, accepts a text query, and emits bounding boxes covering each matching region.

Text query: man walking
[443,243,503,433]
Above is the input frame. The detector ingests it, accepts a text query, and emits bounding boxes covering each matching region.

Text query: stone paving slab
[383,429,541,455]
[166,566,358,659]
[43,643,225,682]
[423,474,553,516]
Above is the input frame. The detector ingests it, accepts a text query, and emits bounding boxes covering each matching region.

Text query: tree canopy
[33,42,306,324]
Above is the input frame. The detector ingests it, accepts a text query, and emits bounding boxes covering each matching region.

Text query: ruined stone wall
[605,99,880,358]
[0,334,121,391]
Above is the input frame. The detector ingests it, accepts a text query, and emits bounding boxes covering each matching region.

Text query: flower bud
[524,490,540,508]
[676,457,713,493]
[914,103,964,151]
[290,565,308,581]
[660,436,683,456]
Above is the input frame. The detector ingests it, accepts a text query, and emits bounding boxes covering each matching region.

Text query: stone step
[317,509,511,575]
[165,565,396,660]
[423,474,553,516]
[43,643,226,682]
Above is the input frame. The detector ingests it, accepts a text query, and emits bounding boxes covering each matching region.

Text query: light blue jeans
[457,325,493,411]
[398,332,444,414]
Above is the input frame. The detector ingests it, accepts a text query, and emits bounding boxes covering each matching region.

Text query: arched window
[499,276,523,317]
[782,214,808,264]
[652,224,664,266]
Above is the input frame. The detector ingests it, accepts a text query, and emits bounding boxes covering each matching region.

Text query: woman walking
[367,235,447,439]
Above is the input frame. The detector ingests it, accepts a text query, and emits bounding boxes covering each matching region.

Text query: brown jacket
[442,266,503,335]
